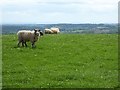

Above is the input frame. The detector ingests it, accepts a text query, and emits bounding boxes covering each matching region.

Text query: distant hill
[2,24,118,34]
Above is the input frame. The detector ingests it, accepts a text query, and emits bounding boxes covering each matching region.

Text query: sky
[0,0,119,24]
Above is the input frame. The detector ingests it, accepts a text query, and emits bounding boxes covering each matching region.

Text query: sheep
[17,29,43,48]
[50,27,60,34]
[44,28,60,34]
[44,28,53,34]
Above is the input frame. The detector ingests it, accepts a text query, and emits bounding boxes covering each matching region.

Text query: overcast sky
[1,0,119,24]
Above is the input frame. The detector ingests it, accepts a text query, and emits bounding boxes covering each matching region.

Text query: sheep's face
[35,32,40,36]
[34,29,40,36]
[34,29,44,37]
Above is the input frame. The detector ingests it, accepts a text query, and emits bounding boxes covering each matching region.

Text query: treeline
[2,24,118,34]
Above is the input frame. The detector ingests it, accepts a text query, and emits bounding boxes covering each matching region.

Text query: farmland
[2,34,118,88]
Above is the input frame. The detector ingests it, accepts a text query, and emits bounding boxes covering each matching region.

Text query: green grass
[2,34,118,88]
[0,35,2,89]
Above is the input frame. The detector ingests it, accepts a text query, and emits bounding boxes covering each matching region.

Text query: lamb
[17,29,43,48]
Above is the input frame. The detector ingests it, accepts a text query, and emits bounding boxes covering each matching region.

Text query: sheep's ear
[34,29,37,32]
[34,29,37,35]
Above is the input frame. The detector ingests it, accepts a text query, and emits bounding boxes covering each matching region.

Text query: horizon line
[1,23,118,25]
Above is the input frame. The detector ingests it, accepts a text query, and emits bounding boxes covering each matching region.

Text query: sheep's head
[34,29,44,37]
[34,29,40,36]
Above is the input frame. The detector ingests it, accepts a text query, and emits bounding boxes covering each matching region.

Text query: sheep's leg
[21,40,27,47]
[25,42,27,47]
[17,41,21,47]
[31,42,35,48]
[22,42,24,47]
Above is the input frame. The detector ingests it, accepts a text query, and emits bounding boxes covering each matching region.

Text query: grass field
[2,34,118,88]
[0,35,2,89]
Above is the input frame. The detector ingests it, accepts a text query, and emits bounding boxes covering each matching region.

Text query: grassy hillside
[2,34,118,88]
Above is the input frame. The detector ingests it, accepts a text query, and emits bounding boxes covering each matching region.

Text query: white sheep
[50,27,60,34]
[17,29,43,48]
[44,28,53,34]
[44,28,60,34]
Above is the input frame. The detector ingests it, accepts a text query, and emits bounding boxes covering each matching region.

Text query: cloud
[1,0,119,24]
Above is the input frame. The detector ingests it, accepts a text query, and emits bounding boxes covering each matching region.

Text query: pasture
[2,34,118,88]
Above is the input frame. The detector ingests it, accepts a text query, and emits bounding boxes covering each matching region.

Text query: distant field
[2,34,118,88]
